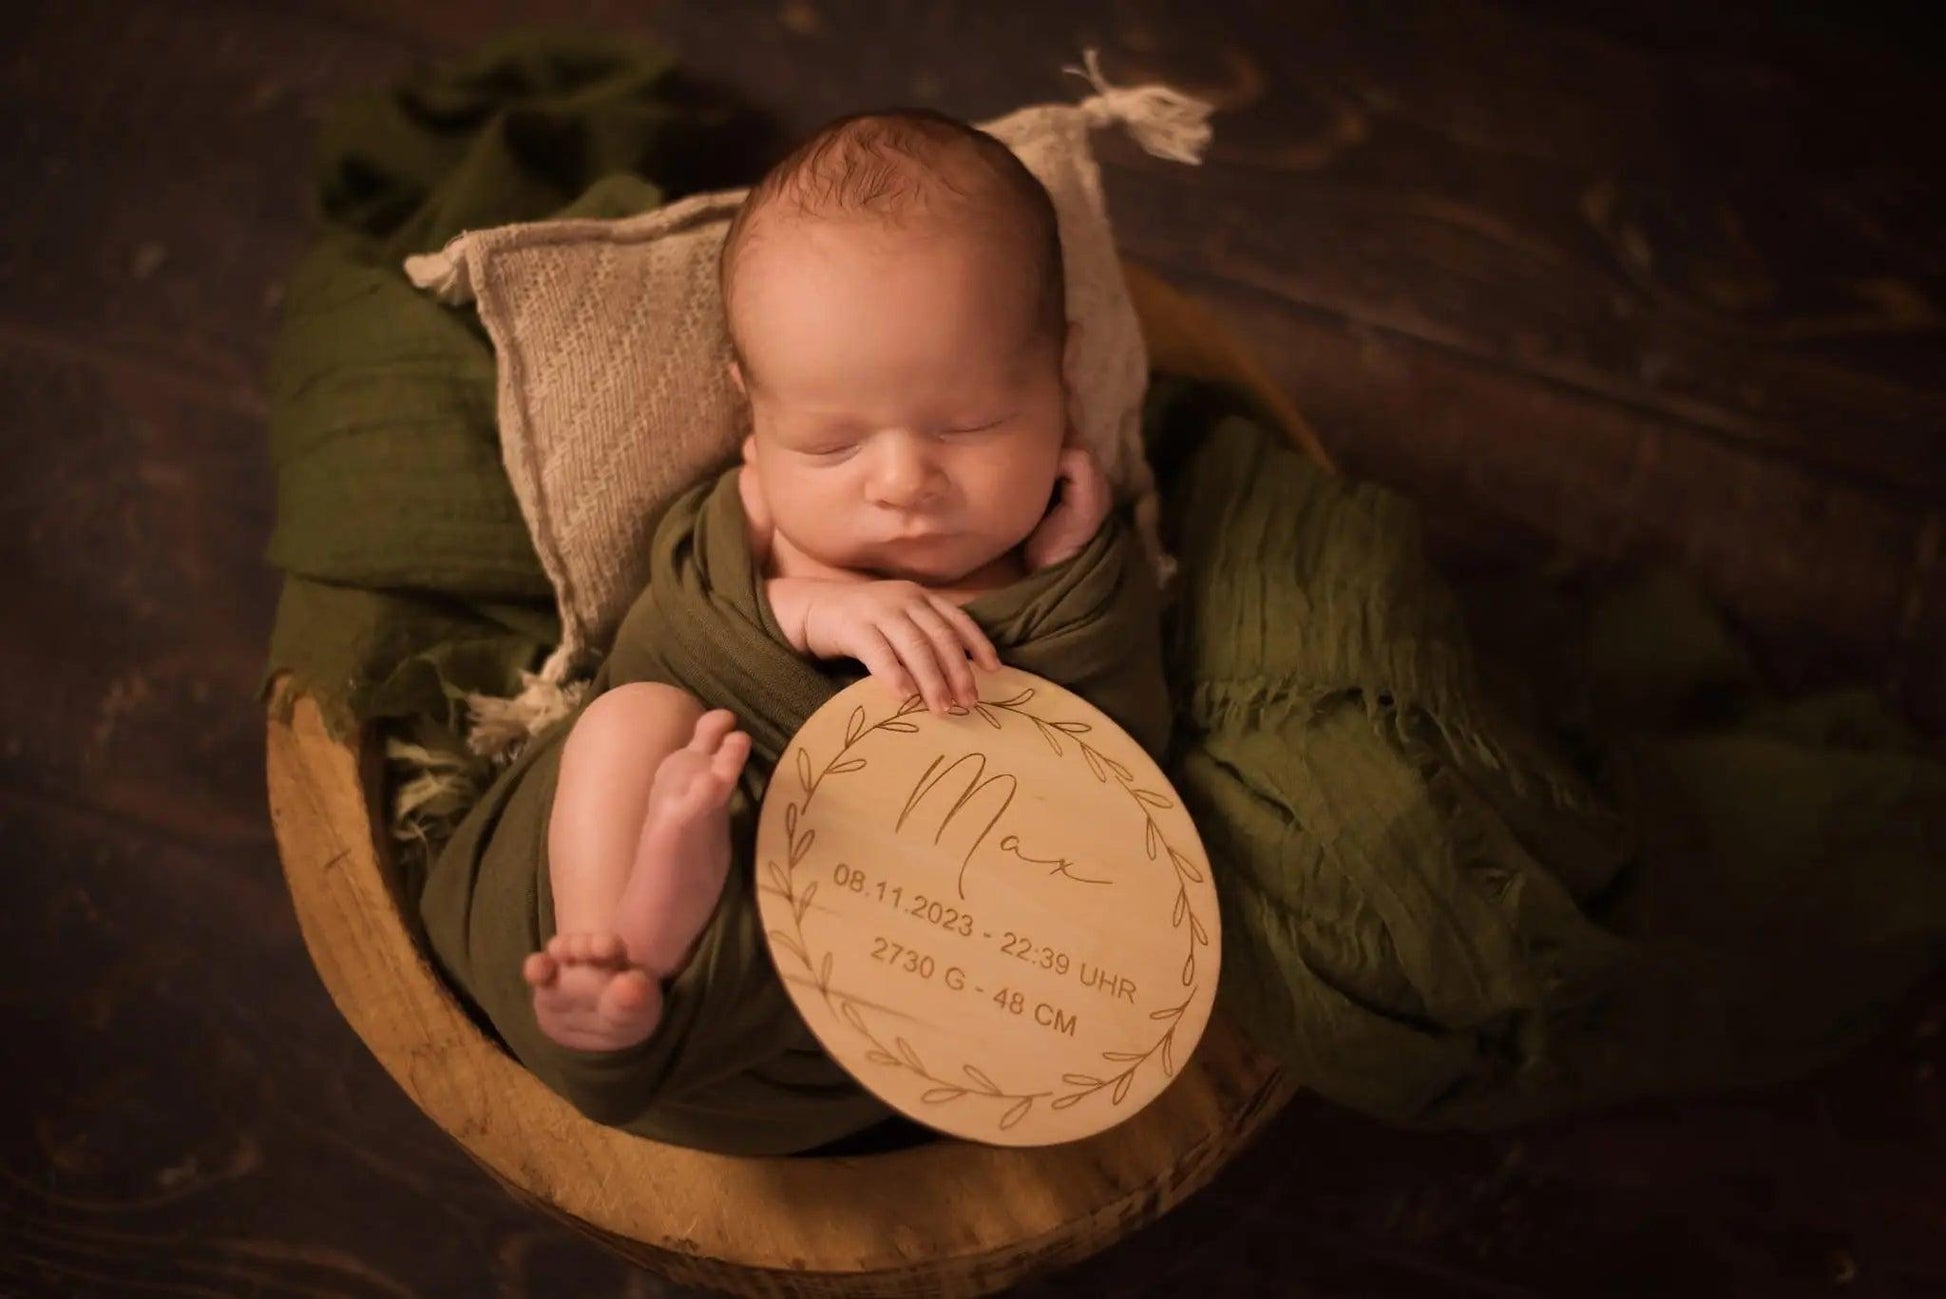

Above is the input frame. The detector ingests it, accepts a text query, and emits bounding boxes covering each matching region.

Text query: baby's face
[730,216,1067,586]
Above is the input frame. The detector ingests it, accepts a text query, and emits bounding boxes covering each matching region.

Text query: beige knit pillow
[406,54,1213,734]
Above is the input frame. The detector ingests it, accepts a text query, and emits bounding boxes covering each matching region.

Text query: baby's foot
[614,709,752,979]
[523,932,662,1052]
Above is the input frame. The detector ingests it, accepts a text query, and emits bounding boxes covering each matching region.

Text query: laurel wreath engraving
[759,685,1210,1130]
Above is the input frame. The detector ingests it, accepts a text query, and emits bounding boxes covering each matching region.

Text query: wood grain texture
[754,670,1224,1148]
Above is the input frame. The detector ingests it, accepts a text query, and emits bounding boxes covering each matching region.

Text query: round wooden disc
[754,666,1221,1148]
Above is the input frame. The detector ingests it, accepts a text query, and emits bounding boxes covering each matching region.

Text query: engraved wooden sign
[754,666,1221,1147]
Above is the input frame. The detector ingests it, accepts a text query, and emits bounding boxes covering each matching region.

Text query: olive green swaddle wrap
[418,466,1172,1155]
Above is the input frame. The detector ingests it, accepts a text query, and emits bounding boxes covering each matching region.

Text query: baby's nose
[868,435,941,507]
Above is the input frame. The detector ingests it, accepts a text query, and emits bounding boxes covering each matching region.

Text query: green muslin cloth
[416,467,1170,1154]
[262,30,761,736]
[1141,382,1945,1126]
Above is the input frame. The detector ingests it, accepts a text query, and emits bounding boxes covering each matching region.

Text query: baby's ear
[728,357,749,397]
[741,433,758,465]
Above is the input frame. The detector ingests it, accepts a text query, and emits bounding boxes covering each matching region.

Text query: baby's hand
[794,580,1001,714]
[1023,447,1112,572]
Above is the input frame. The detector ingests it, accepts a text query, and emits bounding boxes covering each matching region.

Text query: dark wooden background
[4,0,1942,1294]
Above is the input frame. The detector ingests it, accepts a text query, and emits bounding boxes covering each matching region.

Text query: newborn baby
[521,109,1115,1054]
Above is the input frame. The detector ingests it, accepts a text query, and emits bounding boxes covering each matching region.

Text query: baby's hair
[718,108,1067,374]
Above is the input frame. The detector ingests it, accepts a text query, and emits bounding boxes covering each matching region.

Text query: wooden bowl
[265,262,1327,1297]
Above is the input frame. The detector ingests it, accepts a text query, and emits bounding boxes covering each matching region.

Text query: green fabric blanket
[266,34,1946,1154]
[1143,383,1946,1124]
[263,31,764,737]
[416,467,1170,1155]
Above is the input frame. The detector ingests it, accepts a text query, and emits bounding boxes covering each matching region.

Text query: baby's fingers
[853,628,917,706]
[909,603,979,708]
[881,616,957,714]
[930,596,1000,674]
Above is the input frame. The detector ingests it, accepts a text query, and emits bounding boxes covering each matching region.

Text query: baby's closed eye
[938,412,1015,435]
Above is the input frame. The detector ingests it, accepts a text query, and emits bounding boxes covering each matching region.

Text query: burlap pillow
[405,54,1213,741]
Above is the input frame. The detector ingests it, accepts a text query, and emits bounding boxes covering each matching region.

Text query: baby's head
[720,109,1073,585]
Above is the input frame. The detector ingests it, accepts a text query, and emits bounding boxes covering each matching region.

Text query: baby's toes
[599,968,654,1019]
[651,751,707,801]
[522,951,558,988]
[688,709,737,754]
[666,765,730,816]
[710,730,751,785]
[549,932,622,965]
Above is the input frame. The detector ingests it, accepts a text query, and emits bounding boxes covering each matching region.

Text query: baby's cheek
[1003,470,1060,542]
[774,471,856,555]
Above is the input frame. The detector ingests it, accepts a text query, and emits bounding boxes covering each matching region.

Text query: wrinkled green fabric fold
[1145,388,1945,1126]
[417,466,1171,1155]
[262,31,760,735]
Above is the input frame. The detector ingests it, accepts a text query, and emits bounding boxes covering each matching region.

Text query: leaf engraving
[1031,719,1064,756]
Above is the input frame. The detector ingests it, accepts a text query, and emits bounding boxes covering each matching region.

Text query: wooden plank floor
[3,1,1941,1294]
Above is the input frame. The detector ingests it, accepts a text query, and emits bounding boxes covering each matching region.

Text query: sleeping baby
[521,109,1124,1055]
[420,106,1171,1153]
